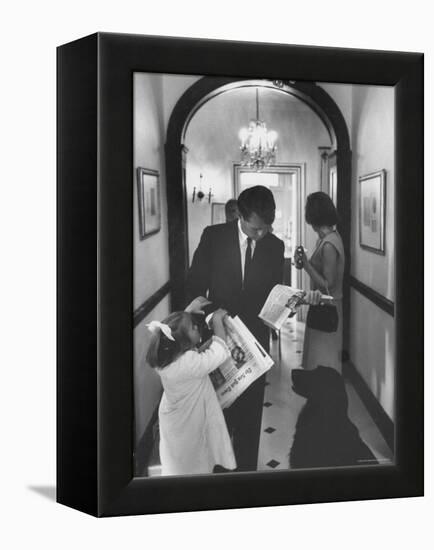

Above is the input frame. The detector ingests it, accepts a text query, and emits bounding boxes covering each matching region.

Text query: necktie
[244,237,252,287]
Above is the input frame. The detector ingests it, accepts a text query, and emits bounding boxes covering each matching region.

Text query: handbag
[305,286,338,333]
[306,304,338,332]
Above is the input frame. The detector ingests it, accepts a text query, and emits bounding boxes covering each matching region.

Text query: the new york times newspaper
[258,285,306,331]
[207,315,274,409]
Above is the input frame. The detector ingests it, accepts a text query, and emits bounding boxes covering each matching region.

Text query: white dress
[157,336,236,476]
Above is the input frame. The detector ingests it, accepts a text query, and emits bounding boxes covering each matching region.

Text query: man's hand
[184,296,212,315]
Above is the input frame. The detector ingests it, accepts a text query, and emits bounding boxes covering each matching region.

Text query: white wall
[350,84,396,419]
[319,82,395,298]
[351,85,395,299]
[319,82,396,418]
[350,290,395,418]
[133,72,168,442]
[184,85,331,263]
[310,83,397,419]
[133,72,203,443]
[133,73,170,310]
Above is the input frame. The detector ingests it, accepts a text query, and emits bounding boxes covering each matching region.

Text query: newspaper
[258,284,334,330]
[258,285,307,331]
[207,315,274,409]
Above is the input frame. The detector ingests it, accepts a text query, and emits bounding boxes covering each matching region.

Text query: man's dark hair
[305,191,338,227]
[224,199,238,216]
[237,185,276,225]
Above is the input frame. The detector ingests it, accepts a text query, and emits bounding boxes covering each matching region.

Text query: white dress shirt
[205,221,257,325]
[238,219,256,282]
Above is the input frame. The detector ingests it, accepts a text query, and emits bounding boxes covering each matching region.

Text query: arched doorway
[165,77,352,354]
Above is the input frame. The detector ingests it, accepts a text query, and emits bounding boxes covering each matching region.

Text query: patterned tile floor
[257,317,394,471]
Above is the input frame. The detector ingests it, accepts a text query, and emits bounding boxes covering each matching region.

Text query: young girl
[146,308,236,476]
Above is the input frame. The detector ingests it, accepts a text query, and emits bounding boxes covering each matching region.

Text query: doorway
[233,163,306,292]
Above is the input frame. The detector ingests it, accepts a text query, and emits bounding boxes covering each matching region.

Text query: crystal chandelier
[239,88,277,171]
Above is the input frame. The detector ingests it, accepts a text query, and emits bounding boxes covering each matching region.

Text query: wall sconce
[192,173,213,203]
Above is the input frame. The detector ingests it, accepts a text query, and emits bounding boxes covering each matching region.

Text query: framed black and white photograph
[136,167,161,239]
[57,32,423,518]
[359,170,386,254]
[133,71,396,481]
[211,202,226,225]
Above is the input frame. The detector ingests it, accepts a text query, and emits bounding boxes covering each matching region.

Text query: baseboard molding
[343,361,394,451]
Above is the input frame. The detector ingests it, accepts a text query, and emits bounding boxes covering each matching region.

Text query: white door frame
[233,163,307,293]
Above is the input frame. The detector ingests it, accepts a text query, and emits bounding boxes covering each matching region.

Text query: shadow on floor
[28,486,56,502]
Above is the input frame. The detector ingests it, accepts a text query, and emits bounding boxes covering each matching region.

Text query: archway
[165,77,352,354]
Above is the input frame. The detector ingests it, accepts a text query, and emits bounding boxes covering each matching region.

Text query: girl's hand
[184,296,212,314]
[211,308,228,325]
[304,290,323,305]
[294,246,308,270]
[210,309,228,341]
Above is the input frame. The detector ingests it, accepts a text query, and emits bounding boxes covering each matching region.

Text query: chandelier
[239,88,277,171]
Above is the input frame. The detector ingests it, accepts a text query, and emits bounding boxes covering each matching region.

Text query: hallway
[258,317,394,471]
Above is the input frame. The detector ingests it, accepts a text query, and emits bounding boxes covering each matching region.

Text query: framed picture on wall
[136,167,161,239]
[57,32,423,518]
[211,202,226,225]
[359,170,386,254]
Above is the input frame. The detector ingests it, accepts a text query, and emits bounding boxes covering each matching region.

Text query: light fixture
[239,88,277,171]
[192,173,213,203]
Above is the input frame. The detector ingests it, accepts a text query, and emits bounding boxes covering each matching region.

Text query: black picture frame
[57,32,423,517]
[136,167,161,240]
[358,169,386,254]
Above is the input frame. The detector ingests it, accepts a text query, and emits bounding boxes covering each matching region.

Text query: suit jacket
[187,220,285,349]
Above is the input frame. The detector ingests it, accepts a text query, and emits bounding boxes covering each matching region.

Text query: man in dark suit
[187,186,284,471]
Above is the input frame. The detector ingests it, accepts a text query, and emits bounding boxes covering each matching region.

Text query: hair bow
[146,320,175,341]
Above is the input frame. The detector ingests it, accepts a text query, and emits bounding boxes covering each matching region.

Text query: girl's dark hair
[305,191,338,227]
[237,185,276,225]
[146,312,195,369]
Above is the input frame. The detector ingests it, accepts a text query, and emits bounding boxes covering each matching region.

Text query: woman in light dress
[295,192,345,373]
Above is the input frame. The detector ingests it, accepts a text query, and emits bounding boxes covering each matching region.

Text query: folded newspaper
[258,285,307,331]
[258,284,334,330]
[206,315,274,409]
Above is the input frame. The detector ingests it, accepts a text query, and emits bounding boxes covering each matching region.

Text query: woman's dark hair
[305,191,338,227]
[237,185,276,225]
[146,311,195,369]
